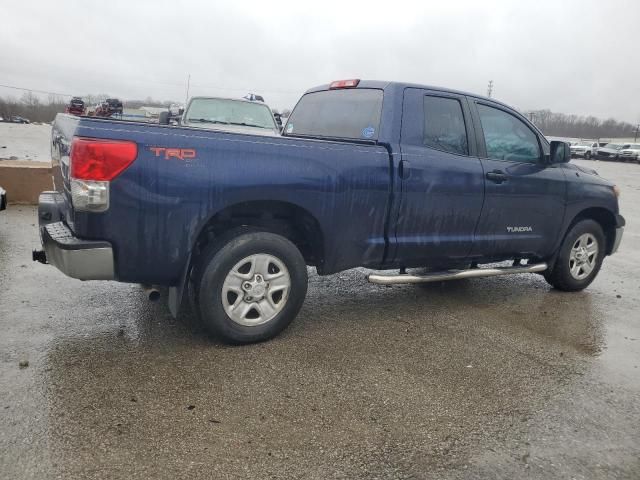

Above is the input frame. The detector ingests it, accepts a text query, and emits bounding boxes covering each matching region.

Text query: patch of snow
[0,123,52,163]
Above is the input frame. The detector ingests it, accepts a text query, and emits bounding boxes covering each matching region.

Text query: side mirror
[550,140,570,164]
[158,111,170,125]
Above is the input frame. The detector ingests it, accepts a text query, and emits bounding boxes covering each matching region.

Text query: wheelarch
[190,200,325,272]
[564,207,616,255]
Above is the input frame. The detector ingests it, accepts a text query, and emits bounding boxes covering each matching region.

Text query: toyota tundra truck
[34,80,625,344]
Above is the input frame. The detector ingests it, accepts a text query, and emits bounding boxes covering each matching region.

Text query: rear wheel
[544,219,605,291]
[193,230,308,344]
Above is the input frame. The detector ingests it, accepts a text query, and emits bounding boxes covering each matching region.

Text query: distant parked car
[95,98,124,118]
[619,144,640,163]
[65,97,86,116]
[0,186,6,211]
[106,98,123,115]
[595,143,629,160]
[11,116,30,124]
[570,141,598,159]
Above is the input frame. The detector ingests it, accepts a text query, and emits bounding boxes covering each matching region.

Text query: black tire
[584,151,591,160]
[544,219,606,291]
[192,229,308,344]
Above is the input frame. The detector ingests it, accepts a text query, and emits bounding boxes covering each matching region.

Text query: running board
[367,263,548,285]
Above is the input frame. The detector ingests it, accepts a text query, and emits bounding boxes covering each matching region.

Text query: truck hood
[565,162,615,186]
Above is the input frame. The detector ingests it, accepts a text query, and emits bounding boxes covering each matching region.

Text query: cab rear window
[284,89,383,141]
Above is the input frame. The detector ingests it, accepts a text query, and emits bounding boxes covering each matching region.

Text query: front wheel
[193,230,308,344]
[584,151,591,160]
[544,219,605,291]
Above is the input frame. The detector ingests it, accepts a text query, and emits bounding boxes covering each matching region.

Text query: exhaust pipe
[368,263,548,285]
[141,284,161,301]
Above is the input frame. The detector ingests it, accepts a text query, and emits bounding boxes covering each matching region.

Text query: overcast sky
[1,0,638,121]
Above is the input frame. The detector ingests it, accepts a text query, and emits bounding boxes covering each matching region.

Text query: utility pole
[487,80,493,98]
[635,122,639,142]
[185,74,191,106]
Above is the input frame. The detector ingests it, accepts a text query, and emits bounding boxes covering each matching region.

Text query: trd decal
[149,147,196,160]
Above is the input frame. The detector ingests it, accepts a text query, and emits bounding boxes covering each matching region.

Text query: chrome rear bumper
[37,192,114,280]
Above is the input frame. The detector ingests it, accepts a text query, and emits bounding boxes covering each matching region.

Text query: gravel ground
[0,122,52,162]
[0,160,638,479]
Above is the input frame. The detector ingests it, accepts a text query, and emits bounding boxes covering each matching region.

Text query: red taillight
[329,79,360,89]
[70,137,137,181]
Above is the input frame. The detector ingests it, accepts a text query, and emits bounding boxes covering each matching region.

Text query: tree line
[524,109,639,139]
[0,92,175,123]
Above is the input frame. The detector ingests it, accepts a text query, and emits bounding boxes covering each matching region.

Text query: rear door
[468,99,566,259]
[391,88,485,266]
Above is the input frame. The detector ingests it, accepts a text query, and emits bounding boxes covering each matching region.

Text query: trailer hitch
[32,249,47,264]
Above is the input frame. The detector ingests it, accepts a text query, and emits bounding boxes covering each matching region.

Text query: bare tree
[524,109,636,138]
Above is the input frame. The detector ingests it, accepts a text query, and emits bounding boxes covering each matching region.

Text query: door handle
[399,160,411,179]
[486,170,507,183]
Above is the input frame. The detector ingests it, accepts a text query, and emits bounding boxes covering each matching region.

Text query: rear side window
[477,104,540,163]
[285,89,383,140]
[423,96,468,155]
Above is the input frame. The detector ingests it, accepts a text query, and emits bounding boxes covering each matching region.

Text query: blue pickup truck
[35,80,624,344]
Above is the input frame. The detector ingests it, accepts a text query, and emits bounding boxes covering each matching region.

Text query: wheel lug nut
[243,282,251,290]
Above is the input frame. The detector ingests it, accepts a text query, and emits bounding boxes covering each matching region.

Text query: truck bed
[51,114,393,284]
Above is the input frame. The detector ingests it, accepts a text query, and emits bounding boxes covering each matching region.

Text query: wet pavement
[1,159,639,479]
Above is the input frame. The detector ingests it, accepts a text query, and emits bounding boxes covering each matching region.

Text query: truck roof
[305,80,511,109]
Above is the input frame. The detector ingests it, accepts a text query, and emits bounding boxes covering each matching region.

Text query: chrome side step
[367,263,548,285]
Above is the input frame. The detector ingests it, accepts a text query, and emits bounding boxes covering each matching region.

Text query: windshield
[605,143,623,150]
[284,88,383,140]
[185,98,276,130]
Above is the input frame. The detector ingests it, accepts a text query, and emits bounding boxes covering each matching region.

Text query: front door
[469,100,567,259]
[391,88,485,267]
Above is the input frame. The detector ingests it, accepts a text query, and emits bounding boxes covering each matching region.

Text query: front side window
[284,89,383,140]
[477,104,540,163]
[423,96,468,155]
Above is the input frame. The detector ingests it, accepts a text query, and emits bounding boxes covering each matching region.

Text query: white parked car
[619,143,640,163]
[570,141,598,159]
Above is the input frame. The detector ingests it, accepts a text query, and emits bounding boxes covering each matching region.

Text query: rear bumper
[37,192,114,280]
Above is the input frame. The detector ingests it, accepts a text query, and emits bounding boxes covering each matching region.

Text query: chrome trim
[43,243,114,280]
[368,263,548,285]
